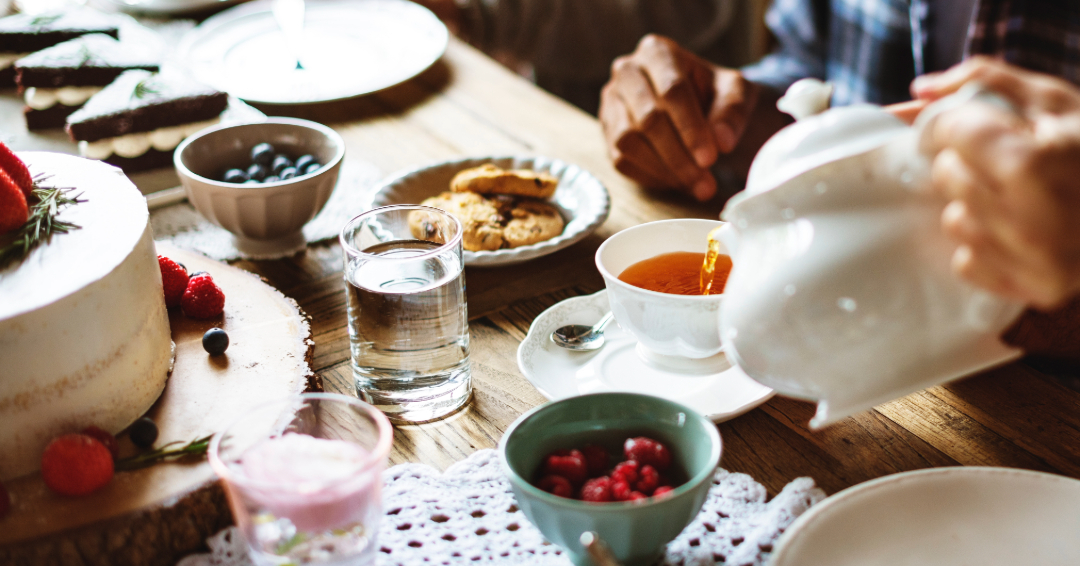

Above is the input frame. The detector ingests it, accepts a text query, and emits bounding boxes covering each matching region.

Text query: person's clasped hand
[600,34,759,202]
[914,57,1080,309]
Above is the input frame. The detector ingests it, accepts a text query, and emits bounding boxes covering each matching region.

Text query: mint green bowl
[498,392,722,566]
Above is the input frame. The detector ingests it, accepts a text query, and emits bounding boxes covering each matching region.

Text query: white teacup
[595,219,729,370]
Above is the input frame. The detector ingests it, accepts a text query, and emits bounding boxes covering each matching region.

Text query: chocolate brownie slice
[15,34,160,130]
[66,69,228,172]
[0,10,119,87]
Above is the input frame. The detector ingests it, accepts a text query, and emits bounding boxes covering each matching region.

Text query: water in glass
[345,239,471,422]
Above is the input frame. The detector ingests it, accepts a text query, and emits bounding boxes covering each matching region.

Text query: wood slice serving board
[0,244,320,565]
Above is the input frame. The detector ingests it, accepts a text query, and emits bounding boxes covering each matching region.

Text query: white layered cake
[0,152,171,481]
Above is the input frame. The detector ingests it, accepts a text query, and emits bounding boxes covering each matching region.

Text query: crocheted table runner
[180,449,824,566]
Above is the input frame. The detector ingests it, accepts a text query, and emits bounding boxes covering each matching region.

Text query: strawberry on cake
[0,148,172,481]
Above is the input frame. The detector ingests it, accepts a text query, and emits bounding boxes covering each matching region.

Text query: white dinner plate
[177,0,449,104]
[516,290,774,422]
[772,467,1080,566]
[369,155,610,267]
[94,0,247,15]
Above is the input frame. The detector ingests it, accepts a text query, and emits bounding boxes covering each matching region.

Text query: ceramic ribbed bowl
[174,117,344,256]
[368,155,610,267]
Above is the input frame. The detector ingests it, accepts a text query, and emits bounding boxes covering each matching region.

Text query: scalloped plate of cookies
[369,156,611,267]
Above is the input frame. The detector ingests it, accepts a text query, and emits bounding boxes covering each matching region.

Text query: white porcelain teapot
[717,79,1025,428]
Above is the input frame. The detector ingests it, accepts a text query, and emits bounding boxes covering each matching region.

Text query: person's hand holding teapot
[910,57,1080,310]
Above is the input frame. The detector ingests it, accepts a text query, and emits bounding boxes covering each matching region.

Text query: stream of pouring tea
[700,226,727,295]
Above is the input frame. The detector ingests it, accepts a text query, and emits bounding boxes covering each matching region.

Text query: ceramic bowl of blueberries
[174,117,344,256]
[499,392,722,566]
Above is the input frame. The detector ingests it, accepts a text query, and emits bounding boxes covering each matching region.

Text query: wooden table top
[14,36,1080,500]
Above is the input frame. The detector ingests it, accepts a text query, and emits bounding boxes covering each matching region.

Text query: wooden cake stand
[0,244,321,565]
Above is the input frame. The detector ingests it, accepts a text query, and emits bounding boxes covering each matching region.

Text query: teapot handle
[913,82,1019,157]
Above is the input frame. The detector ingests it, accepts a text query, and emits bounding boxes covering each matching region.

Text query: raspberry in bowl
[498,392,722,566]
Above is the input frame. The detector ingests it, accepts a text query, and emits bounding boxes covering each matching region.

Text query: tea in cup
[595,219,732,369]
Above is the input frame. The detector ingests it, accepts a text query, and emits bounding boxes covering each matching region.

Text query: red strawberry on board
[41,434,115,497]
[0,168,28,234]
[0,141,33,198]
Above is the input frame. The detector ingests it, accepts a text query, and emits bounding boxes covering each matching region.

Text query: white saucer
[517,290,774,422]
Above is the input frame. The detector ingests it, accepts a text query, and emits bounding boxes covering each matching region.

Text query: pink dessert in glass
[240,433,382,532]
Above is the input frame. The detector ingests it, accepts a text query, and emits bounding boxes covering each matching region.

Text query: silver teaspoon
[580,531,622,566]
[551,312,615,352]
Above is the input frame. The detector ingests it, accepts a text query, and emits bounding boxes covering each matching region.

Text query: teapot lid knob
[777,78,834,120]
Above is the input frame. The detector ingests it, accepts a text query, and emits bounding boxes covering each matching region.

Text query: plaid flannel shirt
[742,0,1080,105]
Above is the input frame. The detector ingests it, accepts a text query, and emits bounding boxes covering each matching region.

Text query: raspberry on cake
[15,34,160,130]
[65,68,228,172]
[0,9,119,87]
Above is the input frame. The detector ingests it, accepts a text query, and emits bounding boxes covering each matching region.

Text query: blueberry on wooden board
[202,327,229,356]
[130,418,159,449]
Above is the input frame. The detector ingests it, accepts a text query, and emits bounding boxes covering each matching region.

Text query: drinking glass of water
[209,393,393,566]
[339,205,472,423]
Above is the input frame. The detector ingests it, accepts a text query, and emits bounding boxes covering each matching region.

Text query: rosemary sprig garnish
[132,77,161,100]
[30,13,62,27]
[115,435,213,471]
[0,183,84,270]
[77,44,94,66]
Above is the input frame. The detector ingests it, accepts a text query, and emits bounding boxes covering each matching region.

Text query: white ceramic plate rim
[516,289,774,422]
[98,0,247,15]
[176,0,449,104]
[772,466,1080,565]
[368,155,611,267]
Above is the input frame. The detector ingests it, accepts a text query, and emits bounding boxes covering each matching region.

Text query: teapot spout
[709,222,740,261]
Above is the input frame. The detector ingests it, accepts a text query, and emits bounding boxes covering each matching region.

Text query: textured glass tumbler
[340,205,472,423]
[209,393,393,566]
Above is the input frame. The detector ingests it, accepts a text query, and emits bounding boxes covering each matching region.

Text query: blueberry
[202,327,229,356]
[222,168,248,183]
[264,175,280,183]
[130,417,158,449]
[294,154,316,172]
[247,163,267,182]
[302,162,322,176]
[244,179,259,185]
[189,271,208,278]
[279,166,297,180]
[271,154,293,175]
[251,143,275,167]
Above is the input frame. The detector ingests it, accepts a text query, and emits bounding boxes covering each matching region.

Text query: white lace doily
[180,449,824,566]
[151,160,383,261]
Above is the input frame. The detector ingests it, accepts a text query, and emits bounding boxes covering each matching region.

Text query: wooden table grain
[220,38,1080,499]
